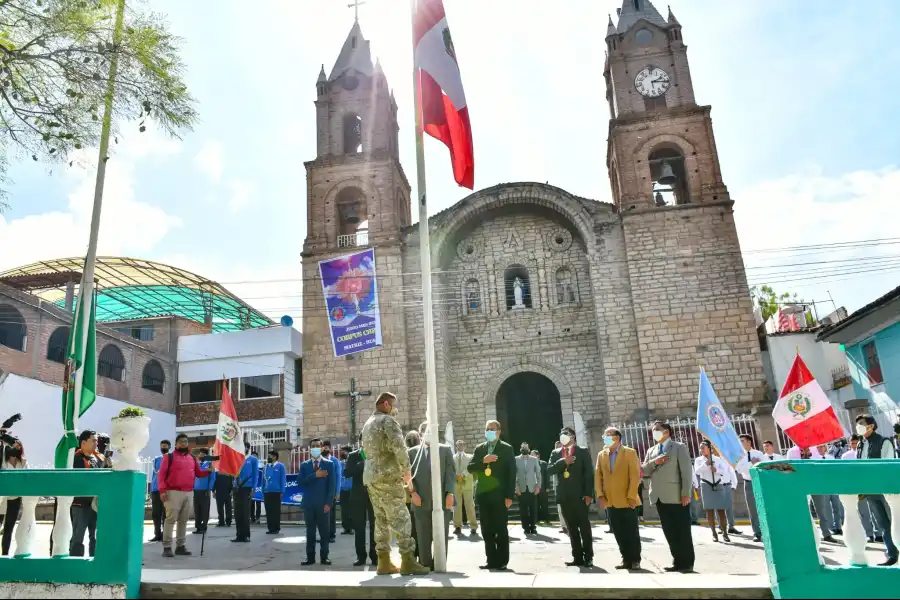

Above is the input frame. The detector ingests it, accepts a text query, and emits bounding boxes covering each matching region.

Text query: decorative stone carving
[504,230,523,251]
[545,228,573,252]
[456,237,484,262]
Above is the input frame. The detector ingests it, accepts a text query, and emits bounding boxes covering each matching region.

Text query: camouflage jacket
[361,411,409,486]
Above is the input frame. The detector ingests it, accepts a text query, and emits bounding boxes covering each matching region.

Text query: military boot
[376,551,400,575]
[399,552,430,575]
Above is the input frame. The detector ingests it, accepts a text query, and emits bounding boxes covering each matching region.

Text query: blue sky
[1,0,899,321]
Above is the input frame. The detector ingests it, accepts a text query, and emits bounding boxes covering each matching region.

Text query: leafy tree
[751,284,805,321]
[0,0,197,211]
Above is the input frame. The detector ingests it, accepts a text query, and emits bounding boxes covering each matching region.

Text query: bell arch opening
[649,145,690,206]
[495,371,563,461]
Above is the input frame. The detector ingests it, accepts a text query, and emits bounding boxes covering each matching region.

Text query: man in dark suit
[531,450,550,524]
[344,439,377,566]
[549,426,595,567]
[467,419,516,571]
[214,473,233,527]
[408,422,457,569]
[298,438,336,566]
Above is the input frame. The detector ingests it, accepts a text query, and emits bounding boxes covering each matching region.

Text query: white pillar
[839,494,867,565]
[51,497,74,557]
[13,497,38,558]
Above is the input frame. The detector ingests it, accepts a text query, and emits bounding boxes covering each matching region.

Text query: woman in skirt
[693,440,730,542]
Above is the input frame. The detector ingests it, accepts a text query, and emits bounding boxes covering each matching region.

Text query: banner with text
[319,248,383,357]
[253,471,304,506]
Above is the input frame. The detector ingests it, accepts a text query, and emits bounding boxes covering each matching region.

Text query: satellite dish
[280,315,293,327]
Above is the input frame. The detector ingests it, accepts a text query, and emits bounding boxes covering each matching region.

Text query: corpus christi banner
[319,248,383,357]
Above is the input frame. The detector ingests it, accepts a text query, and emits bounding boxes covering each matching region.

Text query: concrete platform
[140,570,773,599]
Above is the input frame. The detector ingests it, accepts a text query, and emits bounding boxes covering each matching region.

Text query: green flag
[54,287,98,468]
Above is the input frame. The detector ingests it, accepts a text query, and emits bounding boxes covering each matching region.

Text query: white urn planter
[110,414,151,472]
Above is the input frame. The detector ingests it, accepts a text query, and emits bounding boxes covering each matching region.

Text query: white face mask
[559,434,571,446]
[855,423,868,436]
[652,430,665,442]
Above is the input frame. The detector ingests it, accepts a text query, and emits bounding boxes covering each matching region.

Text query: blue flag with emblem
[696,367,744,468]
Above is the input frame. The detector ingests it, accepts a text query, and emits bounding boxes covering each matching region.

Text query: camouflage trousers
[368,480,416,554]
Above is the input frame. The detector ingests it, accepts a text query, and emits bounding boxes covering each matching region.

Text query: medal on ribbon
[485,467,492,477]
[563,470,570,479]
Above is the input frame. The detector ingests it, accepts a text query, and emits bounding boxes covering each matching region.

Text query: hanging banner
[319,248,383,357]
[252,470,304,506]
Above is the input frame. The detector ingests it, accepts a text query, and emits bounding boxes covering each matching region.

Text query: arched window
[142,360,165,394]
[0,304,26,352]
[47,326,71,364]
[504,265,532,310]
[649,146,690,206]
[98,344,125,381]
[465,278,481,314]
[556,267,577,305]
[343,113,362,154]
[336,186,369,248]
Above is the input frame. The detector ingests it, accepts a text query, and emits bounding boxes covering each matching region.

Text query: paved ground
[19,519,893,575]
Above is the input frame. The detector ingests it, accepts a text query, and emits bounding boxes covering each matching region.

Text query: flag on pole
[773,354,843,448]
[695,367,745,467]
[413,0,474,189]
[212,379,245,476]
[54,287,98,468]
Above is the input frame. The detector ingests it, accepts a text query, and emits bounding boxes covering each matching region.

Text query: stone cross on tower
[348,0,366,21]
[334,377,372,443]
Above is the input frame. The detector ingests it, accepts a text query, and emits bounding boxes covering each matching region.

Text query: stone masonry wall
[623,202,766,416]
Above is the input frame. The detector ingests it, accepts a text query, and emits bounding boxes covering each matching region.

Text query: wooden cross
[334,377,372,444]
[348,0,367,21]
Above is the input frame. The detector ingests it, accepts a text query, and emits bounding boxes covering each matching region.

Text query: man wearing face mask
[299,439,335,565]
[407,421,456,569]
[149,439,171,542]
[515,442,541,535]
[595,427,642,570]
[361,392,430,576]
[158,434,211,557]
[642,421,694,573]
[264,450,286,534]
[855,414,899,566]
[468,420,516,571]
[549,426,595,568]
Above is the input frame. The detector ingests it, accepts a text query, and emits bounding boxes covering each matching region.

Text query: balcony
[337,230,369,249]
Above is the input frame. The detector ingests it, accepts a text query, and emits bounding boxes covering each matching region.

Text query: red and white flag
[212,379,245,476]
[413,0,474,189]
[773,354,844,448]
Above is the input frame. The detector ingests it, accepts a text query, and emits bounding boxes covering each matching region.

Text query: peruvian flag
[773,354,844,448]
[414,0,474,189]
[212,379,245,476]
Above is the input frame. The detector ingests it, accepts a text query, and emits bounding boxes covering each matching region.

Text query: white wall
[0,373,176,468]
[177,326,301,365]
[767,332,848,393]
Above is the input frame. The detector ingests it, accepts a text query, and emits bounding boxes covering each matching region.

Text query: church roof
[615,0,669,33]
[328,20,374,82]
[606,15,617,38]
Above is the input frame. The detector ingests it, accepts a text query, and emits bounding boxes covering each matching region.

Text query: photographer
[71,430,103,557]
[158,434,212,557]
[0,427,26,556]
[96,433,114,469]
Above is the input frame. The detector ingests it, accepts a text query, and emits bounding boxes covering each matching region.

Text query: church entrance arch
[495,372,563,462]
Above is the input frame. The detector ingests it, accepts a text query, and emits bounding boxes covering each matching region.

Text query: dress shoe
[470,527,478,535]
[301,558,316,566]
[479,564,493,570]
[342,530,353,535]
[875,535,885,543]
[664,566,679,572]
[868,536,876,543]
[216,523,226,528]
[565,559,584,567]
[454,527,462,535]
[266,531,279,535]
[148,535,162,542]
[162,548,174,558]
[722,532,731,543]
[615,563,629,570]
[321,558,332,566]
[823,535,837,543]
[753,535,762,543]
[493,565,509,571]
[879,556,898,567]
[231,537,250,543]
[329,537,336,543]
[175,546,192,556]
[583,559,594,568]
[629,562,641,570]
[832,529,843,536]
[727,527,741,535]
[353,558,367,567]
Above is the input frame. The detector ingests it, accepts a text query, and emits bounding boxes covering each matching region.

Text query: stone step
[140,570,772,599]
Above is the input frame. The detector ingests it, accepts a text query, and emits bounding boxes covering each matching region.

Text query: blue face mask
[485,430,497,442]
[310,448,322,459]
[603,436,615,447]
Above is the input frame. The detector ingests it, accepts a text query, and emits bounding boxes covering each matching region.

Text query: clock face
[634,67,670,97]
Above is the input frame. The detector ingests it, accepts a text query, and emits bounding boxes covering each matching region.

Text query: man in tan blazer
[452,440,477,535]
[595,426,642,570]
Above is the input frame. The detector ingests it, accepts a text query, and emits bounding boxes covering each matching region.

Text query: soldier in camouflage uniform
[361,392,430,576]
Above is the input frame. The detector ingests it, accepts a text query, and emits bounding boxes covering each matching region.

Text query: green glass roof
[0,257,273,332]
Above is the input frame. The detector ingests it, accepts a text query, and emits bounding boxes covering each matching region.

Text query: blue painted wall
[845,321,900,420]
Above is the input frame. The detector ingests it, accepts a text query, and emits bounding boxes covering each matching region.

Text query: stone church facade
[302,2,766,455]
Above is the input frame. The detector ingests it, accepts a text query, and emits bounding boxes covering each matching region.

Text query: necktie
[747,451,751,463]
[314,460,318,471]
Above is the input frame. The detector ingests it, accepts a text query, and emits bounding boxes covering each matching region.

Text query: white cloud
[194,140,225,183]
[734,166,900,312]
[227,178,255,213]
[0,125,183,271]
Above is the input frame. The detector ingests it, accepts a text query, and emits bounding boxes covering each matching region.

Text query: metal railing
[337,230,369,249]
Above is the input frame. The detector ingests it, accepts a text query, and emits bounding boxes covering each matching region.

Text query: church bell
[657,161,677,186]
[342,204,360,224]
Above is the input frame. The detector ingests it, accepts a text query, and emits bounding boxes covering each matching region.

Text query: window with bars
[142,360,165,394]
[98,344,125,381]
[47,326,70,364]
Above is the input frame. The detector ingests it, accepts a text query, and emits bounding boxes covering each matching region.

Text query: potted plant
[110,406,151,472]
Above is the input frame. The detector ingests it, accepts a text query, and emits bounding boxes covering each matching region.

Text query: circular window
[465,245,474,255]
[635,28,653,46]
[554,236,564,245]
[342,75,360,91]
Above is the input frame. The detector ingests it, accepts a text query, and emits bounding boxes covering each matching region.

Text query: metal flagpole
[409,0,447,573]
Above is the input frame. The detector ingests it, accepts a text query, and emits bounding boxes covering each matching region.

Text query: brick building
[302,2,767,458]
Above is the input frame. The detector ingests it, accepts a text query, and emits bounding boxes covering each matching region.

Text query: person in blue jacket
[193,447,217,534]
[263,450,287,534]
[299,438,336,566]
[149,439,171,542]
[322,439,342,543]
[233,443,259,543]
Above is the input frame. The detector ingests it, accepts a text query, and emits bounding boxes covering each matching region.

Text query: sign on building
[318,248,383,357]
